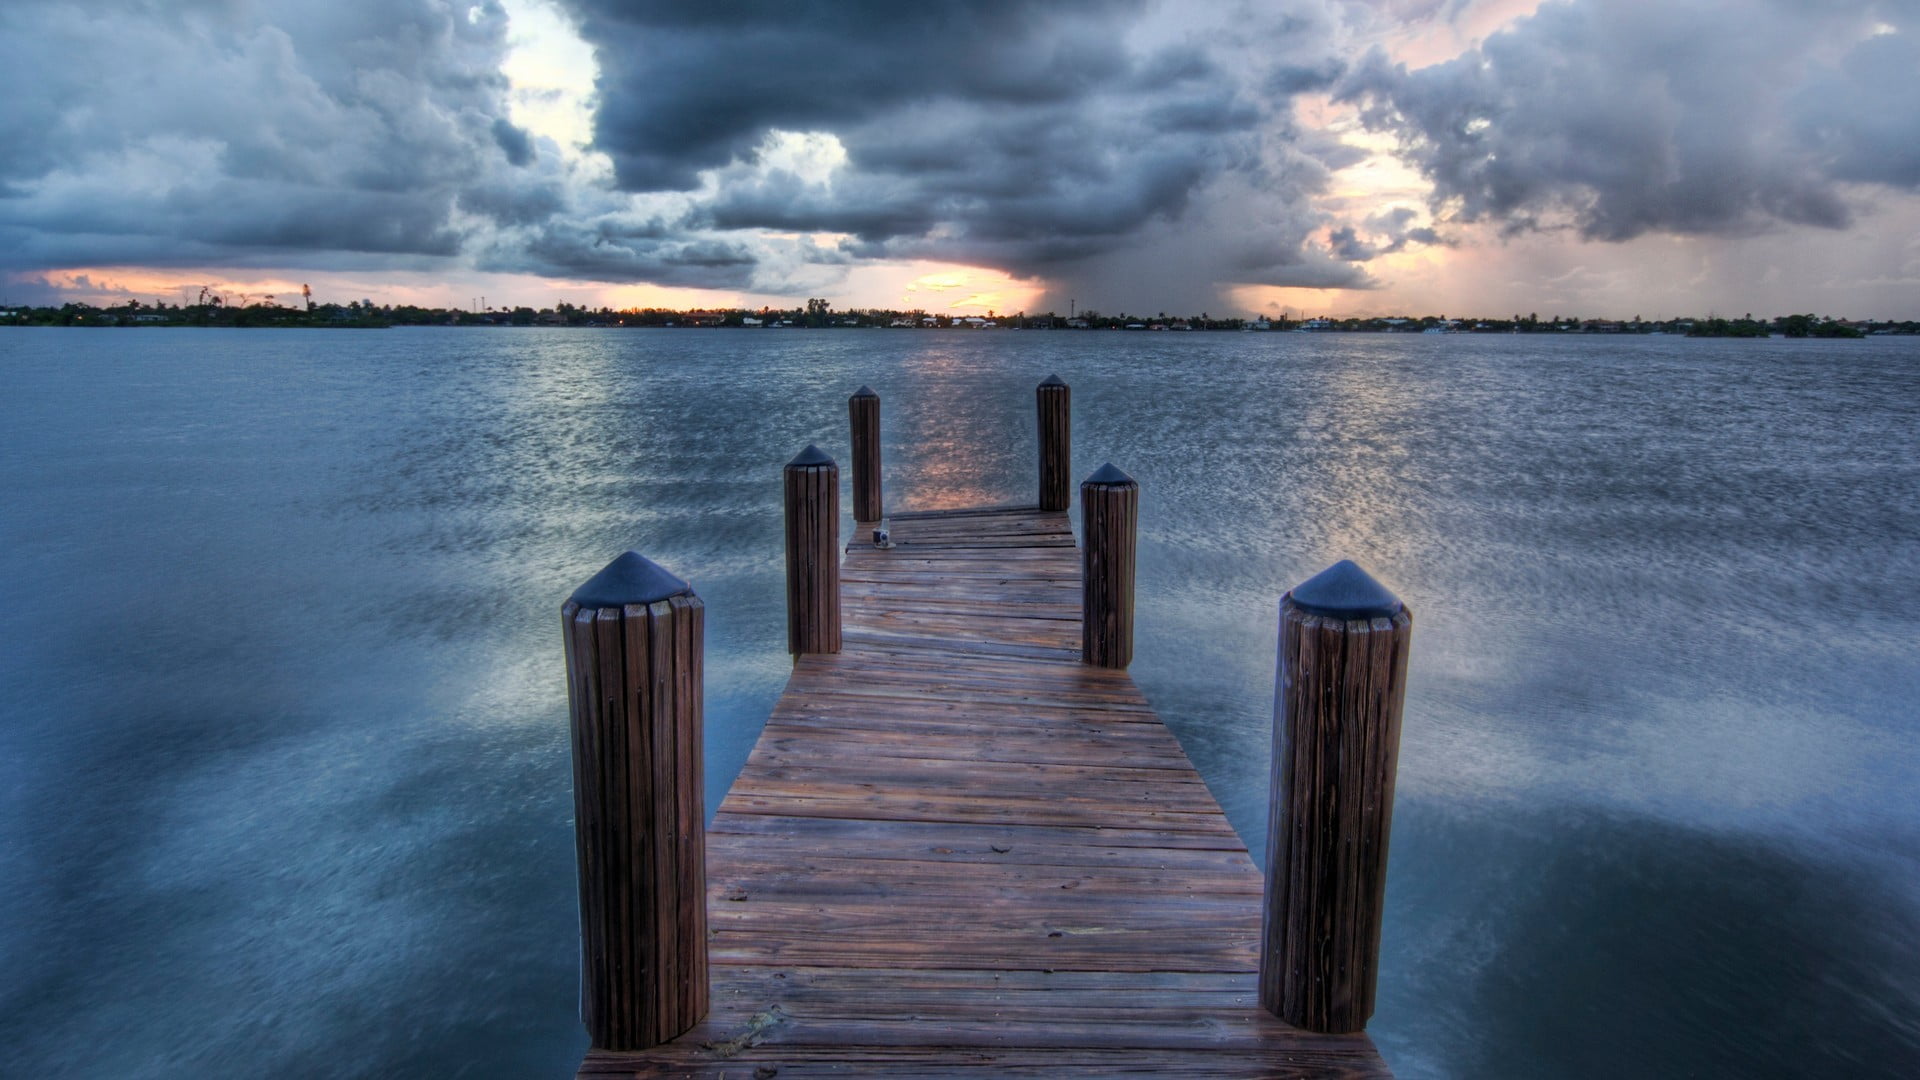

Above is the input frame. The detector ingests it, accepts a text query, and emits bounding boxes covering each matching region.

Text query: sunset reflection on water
[874,338,1032,512]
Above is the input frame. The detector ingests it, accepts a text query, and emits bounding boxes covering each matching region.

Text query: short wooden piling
[849,385,882,523]
[784,444,841,654]
[1037,374,1071,512]
[1259,560,1412,1033]
[1080,462,1137,668]
[561,551,709,1051]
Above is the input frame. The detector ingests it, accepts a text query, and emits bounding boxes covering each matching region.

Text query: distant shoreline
[2,307,1911,337]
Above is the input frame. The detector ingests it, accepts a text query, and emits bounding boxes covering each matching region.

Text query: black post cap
[851,385,878,399]
[1082,462,1134,487]
[787,443,835,468]
[1287,559,1402,619]
[569,551,692,609]
[1039,373,1067,388]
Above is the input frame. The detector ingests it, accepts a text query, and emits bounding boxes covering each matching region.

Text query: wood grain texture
[849,390,883,524]
[578,506,1391,1077]
[1259,598,1412,1034]
[1080,475,1138,669]
[562,595,710,1050]
[1037,379,1071,512]
[784,458,842,654]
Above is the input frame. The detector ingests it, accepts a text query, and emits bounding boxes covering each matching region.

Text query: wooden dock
[576,505,1391,1077]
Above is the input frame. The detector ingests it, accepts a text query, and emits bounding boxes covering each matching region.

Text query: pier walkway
[576,505,1391,1077]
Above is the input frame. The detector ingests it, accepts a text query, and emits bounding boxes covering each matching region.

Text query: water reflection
[2,328,1915,1078]
[886,341,1028,510]
[1383,807,1920,1079]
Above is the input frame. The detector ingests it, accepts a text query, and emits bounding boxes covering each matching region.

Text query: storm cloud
[556,0,1373,306]
[1338,0,1920,241]
[5,0,1919,311]
[0,0,560,270]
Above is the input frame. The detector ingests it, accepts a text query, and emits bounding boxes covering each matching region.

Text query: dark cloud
[4,0,1706,308]
[561,0,1366,304]
[477,212,761,289]
[1329,205,1453,261]
[1338,0,1920,242]
[1329,225,1379,262]
[562,0,1145,191]
[1791,29,1920,189]
[491,119,536,168]
[1268,58,1346,96]
[0,0,561,269]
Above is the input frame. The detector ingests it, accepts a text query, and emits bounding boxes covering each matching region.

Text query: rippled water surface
[3,327,1917,1078]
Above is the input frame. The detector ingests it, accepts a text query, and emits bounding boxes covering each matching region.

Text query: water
[3,327,1916,1078]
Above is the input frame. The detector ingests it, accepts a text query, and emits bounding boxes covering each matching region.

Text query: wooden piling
[561,551,709,1051]
[1037,374,1071,512]
[1259,559,1412,1034]
[784,444,841,654]
[577,504,1393,1077]
[849,385,882,524]
[1080,462,1137,668]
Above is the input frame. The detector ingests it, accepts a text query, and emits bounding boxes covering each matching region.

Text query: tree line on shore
[2,298,1910,337]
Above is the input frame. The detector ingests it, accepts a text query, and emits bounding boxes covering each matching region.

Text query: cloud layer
[3,0,1918,312]
[548,0,1375,309]
[1339,0,1920,241]
[0,0,1381,310]
[0,1,559,271]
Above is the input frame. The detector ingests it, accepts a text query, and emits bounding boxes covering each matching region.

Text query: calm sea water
[3,327,1917,1078]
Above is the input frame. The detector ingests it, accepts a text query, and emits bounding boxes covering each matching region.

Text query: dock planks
[578,506,1391,1077]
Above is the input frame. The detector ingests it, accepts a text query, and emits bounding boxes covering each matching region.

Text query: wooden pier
[572,500,1394,1076]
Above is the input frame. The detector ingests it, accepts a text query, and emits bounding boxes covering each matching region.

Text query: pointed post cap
[569,551,692,609]
[1039,373,1067,388]
[1082,462,1135,487]
[851,384,878,399]
[1287,559,1402,619]
[787,443,835,468]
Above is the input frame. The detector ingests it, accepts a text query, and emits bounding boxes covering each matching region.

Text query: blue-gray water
[3,327,1917,1078]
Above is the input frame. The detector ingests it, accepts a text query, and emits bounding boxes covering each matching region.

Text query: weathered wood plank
[887,503,1045,520]
[577,504,1390,1077]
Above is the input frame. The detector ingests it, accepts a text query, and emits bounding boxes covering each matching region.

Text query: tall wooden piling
[784,444,841,654]
[849,385,882,524]
[1080,462,1137,668]
[1259,559,1412,1033]
[561,551,709,1051]
[1037,374,1071,512]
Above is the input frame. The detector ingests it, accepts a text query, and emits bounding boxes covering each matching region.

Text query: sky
[2,0,1917,319]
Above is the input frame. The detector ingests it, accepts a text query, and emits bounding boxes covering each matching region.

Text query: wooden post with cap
[561,551,709,1050]
[1037,374,1070,512]
[1258,559,1412,1034]
[849,385,882,524]
[784,444,841,655]
[1080,462,1137,668]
